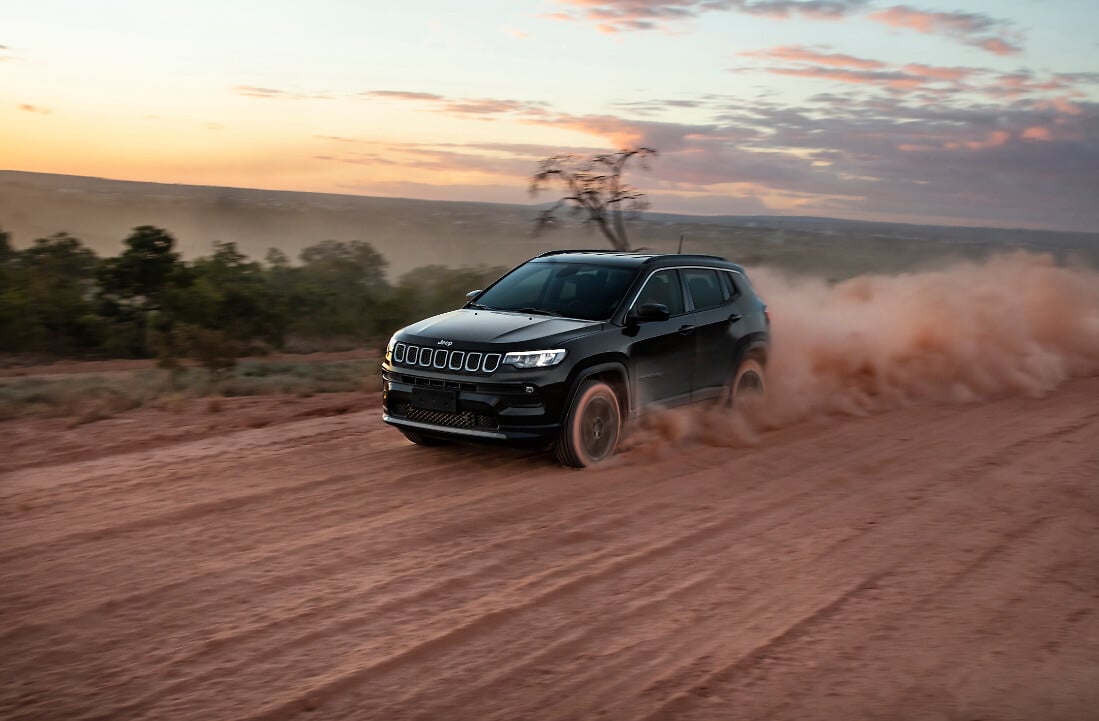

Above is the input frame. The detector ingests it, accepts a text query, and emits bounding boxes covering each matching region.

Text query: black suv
[382,251,769,467]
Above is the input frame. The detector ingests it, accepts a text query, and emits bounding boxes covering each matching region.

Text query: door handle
[678,324,695,335]
[728,313,742,323]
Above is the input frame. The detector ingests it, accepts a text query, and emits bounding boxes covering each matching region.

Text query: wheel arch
[734,332,769,369]
[563,357,630,420]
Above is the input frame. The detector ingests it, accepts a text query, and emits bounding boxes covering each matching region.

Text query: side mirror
[630,303,670,323]
[465,289,482,301]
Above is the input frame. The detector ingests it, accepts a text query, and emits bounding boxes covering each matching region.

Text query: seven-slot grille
[393,343,501,374]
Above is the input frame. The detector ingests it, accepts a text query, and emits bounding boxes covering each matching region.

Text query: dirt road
[2,378,1098,721]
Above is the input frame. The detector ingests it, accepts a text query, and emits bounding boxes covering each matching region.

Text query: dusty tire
[401,429,450,447]
[729,357,766,407]
[554,380,621,468]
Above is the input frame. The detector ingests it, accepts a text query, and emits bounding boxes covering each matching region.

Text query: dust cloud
[755,251,1099,423]
[625,252,1099,454]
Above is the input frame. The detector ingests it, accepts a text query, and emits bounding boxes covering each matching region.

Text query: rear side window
[720,271,740,298]
[683,268,724,310]
[635,269,685,315]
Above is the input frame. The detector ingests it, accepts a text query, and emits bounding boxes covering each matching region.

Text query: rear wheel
[554,380,621,468]
[729,357,765,407]
[401,429,450,446]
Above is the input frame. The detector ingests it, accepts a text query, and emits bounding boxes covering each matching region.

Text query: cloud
[232,85,333,100]
[741,45,885,70]
[551,2,1024,55]
[313,135,360,143]
[364,90,549,119]
[440,98,550,116]
[233,86,288,98]
[316,142,538,179]
[549,0,869,32]
[736,45,1023,98]
[331,53,1099,231]
[364,90,444,102]
[18,103,51,115]
[867,5,1023,55]
[612,98,707,116]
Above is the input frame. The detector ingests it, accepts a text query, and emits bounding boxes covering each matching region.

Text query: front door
[627,269,694,407]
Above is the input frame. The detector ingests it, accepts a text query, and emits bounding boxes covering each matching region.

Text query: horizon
[9,169,1099,242]
[3,1,1098,233]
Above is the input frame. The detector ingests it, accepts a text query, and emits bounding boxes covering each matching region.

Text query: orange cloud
[767,66,925,90]
[1021,126,1051,141]
[1033,97,1084,116]
[868,6,1022,55]
[550,0,869,33]
[364,90,550,120]
[18,104,51,115]
[743,45,885,70]
[900,63,971,82]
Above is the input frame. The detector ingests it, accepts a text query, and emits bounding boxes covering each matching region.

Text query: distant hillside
[3,171,1096,278]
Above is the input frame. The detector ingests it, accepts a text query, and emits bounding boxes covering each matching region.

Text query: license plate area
[411,387,457,413]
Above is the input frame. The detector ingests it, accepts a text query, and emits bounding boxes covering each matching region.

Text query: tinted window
[635,269,685,315]
[719,271,740,298]
[473,262,637,321]
[683,268,724,310]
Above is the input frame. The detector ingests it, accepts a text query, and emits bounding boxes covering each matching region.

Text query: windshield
[471,261,638,321]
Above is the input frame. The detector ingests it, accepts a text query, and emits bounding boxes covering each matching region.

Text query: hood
[400,309,601,346]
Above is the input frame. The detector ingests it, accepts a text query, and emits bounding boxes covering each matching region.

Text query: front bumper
[381,364,567,443]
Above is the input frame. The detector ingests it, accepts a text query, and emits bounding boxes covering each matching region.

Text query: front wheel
[554,380,621,468]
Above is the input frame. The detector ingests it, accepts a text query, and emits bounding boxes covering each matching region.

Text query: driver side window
[635,269,685,315]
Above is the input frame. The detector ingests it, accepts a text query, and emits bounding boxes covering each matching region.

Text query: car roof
[532,249,747,273]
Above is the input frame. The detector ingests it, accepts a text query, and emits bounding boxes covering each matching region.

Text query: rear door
[683,268,748,401]
[626,269,694,407]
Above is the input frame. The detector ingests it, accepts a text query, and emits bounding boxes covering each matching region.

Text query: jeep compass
[381,250,769,467]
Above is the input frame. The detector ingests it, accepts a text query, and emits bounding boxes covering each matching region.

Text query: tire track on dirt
[3,379,1098,721]
[113,405,1095,721]
[319,407,1099,721]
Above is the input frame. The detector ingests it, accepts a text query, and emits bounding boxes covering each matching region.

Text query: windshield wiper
[467,302,493,310]
[516,307,562,317]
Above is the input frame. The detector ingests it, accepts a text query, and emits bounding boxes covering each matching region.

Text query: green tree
[168,241,287,348]
[530,147,657,252]
[97,226,184,356]
[375,264,507,337]
[289,240,391,340]
[0,233,102,353]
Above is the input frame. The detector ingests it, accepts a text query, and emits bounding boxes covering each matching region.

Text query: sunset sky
[3,0,1098,231]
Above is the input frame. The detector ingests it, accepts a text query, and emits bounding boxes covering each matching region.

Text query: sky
[3,0,1098,231]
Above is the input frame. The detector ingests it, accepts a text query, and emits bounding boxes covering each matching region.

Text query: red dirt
[0,349,377,378]
[2,376,1098,720]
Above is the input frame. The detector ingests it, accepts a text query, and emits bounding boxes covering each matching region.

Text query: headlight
[386,334,397,356]
[502,349,567,368]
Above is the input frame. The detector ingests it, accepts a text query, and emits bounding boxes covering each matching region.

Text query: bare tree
[530,147,657,252]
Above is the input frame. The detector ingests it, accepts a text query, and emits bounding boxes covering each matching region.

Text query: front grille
[394,343,501,375]
[391,403,498,430]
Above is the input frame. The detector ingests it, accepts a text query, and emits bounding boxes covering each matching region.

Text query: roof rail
[640,253,728,264]
[535,249,628,257]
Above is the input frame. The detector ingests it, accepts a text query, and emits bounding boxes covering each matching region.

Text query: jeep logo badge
[436,339,453,346]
